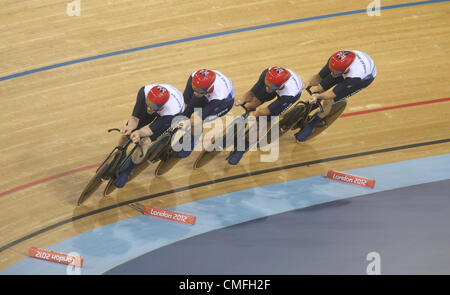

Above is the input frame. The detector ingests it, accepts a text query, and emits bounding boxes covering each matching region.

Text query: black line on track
[1,138,449,253]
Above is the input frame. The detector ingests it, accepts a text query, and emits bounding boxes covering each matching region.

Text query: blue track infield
[106,179,450,275]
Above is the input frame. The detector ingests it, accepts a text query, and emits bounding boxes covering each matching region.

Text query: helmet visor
[192,84,209,95]
[264,78,282,90]
[328,65,346,75]
[332,70,345,75]
[147,100,164,111]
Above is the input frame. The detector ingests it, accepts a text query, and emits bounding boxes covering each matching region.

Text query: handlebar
[305,86,314,96]
[240,103,256,115]
[108,128,144,158]
[304,86,324,113]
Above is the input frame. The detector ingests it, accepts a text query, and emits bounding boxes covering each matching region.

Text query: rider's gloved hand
[120,124,133,136]
[309,94,320,104]
[177,119,190,131]
[234,98,245,106]
[130,130,141,143]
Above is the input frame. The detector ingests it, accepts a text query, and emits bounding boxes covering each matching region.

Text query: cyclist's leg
[178,98,234,158]
[228,95,297,165]
[295,76,374,142]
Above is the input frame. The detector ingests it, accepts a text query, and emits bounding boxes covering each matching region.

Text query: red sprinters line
[1,97,449,199]
[0,164,99,199]
[341,97,450,117]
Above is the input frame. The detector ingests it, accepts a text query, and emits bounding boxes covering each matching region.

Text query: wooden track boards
[1,0,450,271]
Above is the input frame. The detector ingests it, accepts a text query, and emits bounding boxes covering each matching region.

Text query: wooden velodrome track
[0,0,449,271]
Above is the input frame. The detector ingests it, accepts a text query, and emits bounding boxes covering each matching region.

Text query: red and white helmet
[192,69,216,94]
[265,66,291,90]
[147,85,169,110]
[328,50,356,74]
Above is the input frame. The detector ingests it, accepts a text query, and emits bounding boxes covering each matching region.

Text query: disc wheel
[155,151,182,176]
[307,100,347,140]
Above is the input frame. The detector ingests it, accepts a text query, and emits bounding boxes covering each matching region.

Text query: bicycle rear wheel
[155,150,182,176]
[279,104,308,131]
[308,100,347,140]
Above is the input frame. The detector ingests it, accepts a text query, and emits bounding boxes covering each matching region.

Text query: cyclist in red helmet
[235,66,301,117]
[295,50,376,142]
[177,69,235,158]
[229,66,303,165]
[113,84,185,188]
